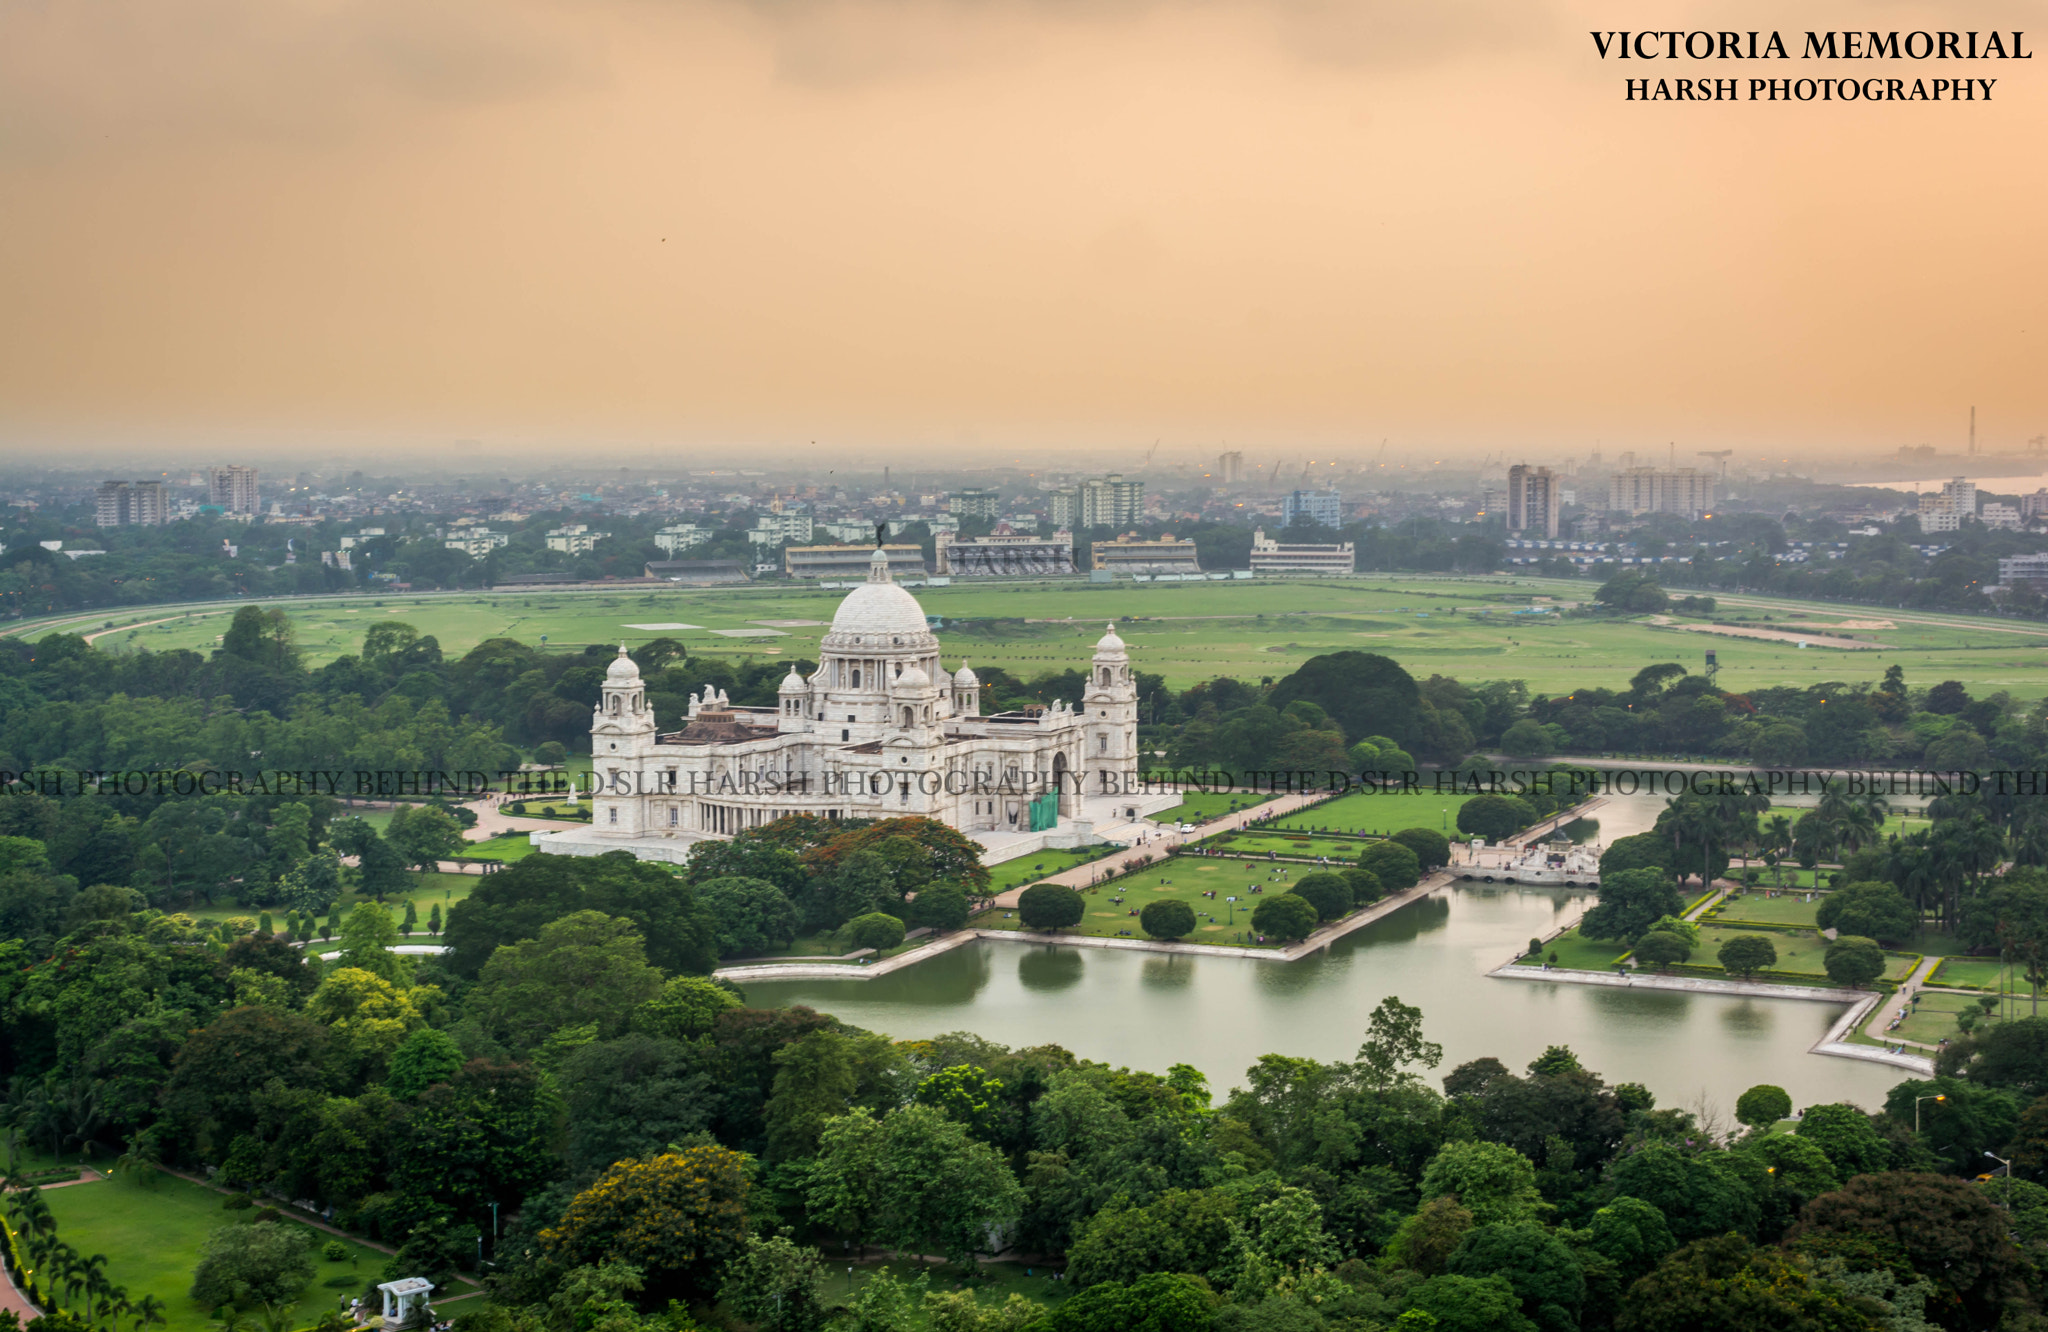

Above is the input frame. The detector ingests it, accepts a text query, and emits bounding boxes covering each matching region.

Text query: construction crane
[1142,438,1161,467]
[1697,449,1733,480]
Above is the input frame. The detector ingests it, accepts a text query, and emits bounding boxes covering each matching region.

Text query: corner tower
[593,645,655,837]
[1082,622,1139,796]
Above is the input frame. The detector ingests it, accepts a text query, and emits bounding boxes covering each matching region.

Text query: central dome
[829,580,933,640]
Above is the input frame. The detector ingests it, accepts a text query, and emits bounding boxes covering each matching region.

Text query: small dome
[1095,622,1127,653]
[953,662,979,686]
[606,645,641,680]
[893,665,931,690]
[779,667,807,692]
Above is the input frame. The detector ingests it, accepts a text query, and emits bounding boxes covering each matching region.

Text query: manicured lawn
[1891,991,2006,1045]
[1200,831,1369,861]
[42,1172,392,1332]
[1726,866,1833,891]
[976,854,1359,947]
[986,847,1120,895]
[1690,924,1916,981]
[1148,791,1274,824]
[1267,789,1479,836]
[457,833,538,862]
[1526,928,1630,971]
[1929,957,2039,993]
[1705,892,1826,927]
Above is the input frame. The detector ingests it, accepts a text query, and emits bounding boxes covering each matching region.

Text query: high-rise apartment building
[1916,476,1978,533]
[1052,475,1144,531]
[94,480,168,528]
[1607,467,1714,519]
[1279,489,1343,529]
[947,487,1001,519]
[1217,451,1245,484]
[207,466,260,515]
[1506,465,1561,539]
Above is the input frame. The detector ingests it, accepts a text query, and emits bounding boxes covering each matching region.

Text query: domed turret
[607,644,642,680]
[953,662,979,687]
[893,665,932,691]
[1095,622,1127,654]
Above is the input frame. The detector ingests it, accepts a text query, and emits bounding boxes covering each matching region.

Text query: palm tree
[133,1294,168,1332]
[74,1252,109,1324]
[1761,814,1793,887]
[1836,803,1879,857]
[111,1129,162,1189]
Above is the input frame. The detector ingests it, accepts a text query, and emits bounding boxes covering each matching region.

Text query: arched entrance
[1052,750,1070,816]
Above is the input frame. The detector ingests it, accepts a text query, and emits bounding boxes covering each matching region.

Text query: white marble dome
[606,646,642,680]
[1095,623,1127,653]
[953,662,979,686]
[829,581,934,640]
[893,664,932,691]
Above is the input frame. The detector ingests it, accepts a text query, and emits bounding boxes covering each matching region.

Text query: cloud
[0,0,599,161]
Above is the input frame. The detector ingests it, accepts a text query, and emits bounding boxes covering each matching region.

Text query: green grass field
[1148,791,1274,823]
[1268,789,1479,835]
[1702,892,1826,927]
[1927,957,2041,993]
[986,847,1118,895]
[57,576,2048,699]
[1536,923,1914,983]
[1199,831,1369,860]
[978,855,1349,946]
[459,833,538,862]
[42,1173,394,1332]
[1890,991,2005,1045]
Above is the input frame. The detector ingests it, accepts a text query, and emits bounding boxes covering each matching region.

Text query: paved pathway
[989,790,1333,907]
[1861,955,1942,1048]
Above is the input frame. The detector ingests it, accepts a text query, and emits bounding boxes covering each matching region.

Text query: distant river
[745,795,1907,1111]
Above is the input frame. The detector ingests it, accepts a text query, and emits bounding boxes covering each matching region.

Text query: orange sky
[1,0,2042,463]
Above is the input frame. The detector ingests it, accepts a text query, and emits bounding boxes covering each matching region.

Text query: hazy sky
[2,0,2042,464]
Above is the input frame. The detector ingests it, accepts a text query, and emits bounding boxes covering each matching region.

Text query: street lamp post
[1915,1093,1946,1134]
[1986,1150,2013,1179]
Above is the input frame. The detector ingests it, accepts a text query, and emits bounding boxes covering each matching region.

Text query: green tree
[696,876,800,959]
[384,805,463,874]
[354,835,411,905]
[1250,893,1318,941]
[1356,995,1444,1089]
[906,884,970,932]
[1457,795,1537,842]
[1815,881,1918,948]
[1632,929,1691,971]
[1792,1103,1891,1179]
[1445,1222,1584,1332]
[1043,1273,1212,1332]
[1733,1084,1792,1130]
[1360,840,1422,891]
[384,1027,465,1100]
[1717,935,1777,978]
[1343,866,1384,906]
[1420,1141,1541,1225]
[1597,832,1671,879]
[803,1105,1025,1269]
[541,1146,751,1305]
[190,1222,314,1309]
[1604,1143,1759,1242]
[1391,827,1452,871]
[465,911,664,1054]
[1018,883,1084,932]
[1615,1233,1870,1332]
[1578,868,1682,943]
[1288,872,1352,922]
[335,903,406,984]
[1936,1015,2048,1095]
[1823,935,1885,989]
[631,976,742,1042]
[719,1234,828,1332]
[842,912,906,953]
[1404,1273,1534,1332]
[1789,1171,2029,1328]
[1139,899,1196,940]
